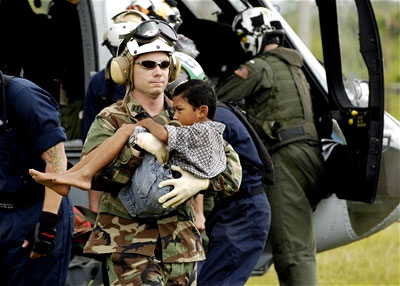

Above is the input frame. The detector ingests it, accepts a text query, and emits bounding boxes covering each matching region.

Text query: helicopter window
[337,1,369,108]
[226,0,248,12]
[181,0,221,21]
[270,1,323,64]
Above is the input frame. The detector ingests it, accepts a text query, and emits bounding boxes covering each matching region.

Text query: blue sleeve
[214,106,263,187]
[8,78,67,153]
[82,70,106,141]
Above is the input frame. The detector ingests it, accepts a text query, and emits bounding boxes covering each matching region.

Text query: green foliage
[372,2,400,120]
[373,1,400,83]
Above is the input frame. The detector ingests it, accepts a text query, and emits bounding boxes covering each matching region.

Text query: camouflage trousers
[106,252,197,286]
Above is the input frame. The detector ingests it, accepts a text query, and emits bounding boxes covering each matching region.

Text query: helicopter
[0,0,398,283]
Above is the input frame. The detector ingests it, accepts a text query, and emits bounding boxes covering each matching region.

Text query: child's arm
[137,118,168,143]
[29,123,138,192]
[70,123,137,174]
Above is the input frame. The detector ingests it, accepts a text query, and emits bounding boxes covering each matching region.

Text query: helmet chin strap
[165,72,188,96]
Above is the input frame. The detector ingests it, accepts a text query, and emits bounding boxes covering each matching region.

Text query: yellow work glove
[158,165,210,208]
[135,133,169,165]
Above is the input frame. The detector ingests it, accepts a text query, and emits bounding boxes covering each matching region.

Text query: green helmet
[166,51,206,96]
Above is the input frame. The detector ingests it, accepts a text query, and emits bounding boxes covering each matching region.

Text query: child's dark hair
[172,79,217,119]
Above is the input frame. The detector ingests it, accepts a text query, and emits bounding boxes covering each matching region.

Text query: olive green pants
[265,141,324,286]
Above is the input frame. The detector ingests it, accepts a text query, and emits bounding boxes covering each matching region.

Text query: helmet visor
[132,20,177,44]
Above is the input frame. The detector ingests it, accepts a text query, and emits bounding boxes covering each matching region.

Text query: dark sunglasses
[122,20,177,45]
[135,60,171,70]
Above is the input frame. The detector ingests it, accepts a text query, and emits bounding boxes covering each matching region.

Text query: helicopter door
[316,0,384,204]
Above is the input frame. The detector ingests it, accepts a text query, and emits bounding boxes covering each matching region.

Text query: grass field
[247,222,400,286]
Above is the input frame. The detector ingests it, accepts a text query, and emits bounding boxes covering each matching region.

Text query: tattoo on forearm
[45,146,63,173]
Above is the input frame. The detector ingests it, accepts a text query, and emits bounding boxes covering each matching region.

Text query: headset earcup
[168,54,181,83]
[110,56,130,85]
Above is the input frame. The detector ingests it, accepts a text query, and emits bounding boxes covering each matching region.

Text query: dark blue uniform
[0,77,73,286]
[82,68,125,142]
[198,106,271,286]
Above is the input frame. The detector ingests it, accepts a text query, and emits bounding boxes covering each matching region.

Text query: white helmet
[123,19,177,56]
[232,7,274,56]
[175,52,205,81]
[126,37,174,56]
[165,51,206,96]
[127,0,182,30]
[103,10,150,56]
[110,20,180,85]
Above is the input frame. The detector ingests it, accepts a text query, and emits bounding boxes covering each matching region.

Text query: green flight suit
[217,47,325,286]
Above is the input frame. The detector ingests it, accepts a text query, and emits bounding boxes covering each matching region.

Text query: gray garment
[133,121,227,178]
[119,121,227,218]
[165,121,226,178]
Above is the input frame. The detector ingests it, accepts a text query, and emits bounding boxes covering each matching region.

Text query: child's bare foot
[50,184,71,196]
[29,169,60,187]
[30,168,92,191]
[29,169,71,196]
[49,171,92,191]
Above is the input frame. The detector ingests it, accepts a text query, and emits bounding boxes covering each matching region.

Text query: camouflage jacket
[83,92,241,263]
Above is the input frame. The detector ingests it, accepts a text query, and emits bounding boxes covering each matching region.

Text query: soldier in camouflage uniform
[216,8,325,286]
[82,20,241,286]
